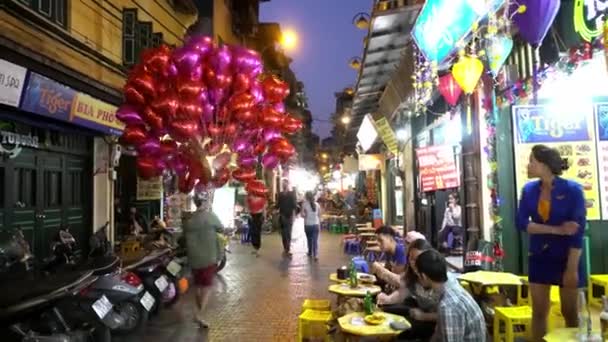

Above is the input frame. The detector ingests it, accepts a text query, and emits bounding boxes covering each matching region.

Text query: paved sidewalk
[116,218,349,342]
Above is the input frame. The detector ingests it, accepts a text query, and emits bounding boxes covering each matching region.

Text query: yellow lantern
[451,55,484,94]
[452,55,484,135]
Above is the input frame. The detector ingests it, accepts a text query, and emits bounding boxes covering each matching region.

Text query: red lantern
[438,74,462,106]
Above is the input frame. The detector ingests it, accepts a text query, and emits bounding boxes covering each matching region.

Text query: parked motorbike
[0,229,122,341]
[41,224,153,336]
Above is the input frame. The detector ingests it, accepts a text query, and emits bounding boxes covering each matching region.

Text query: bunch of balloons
[116,35,302,210]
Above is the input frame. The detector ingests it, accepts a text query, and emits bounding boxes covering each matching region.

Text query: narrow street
[117,219,349,342]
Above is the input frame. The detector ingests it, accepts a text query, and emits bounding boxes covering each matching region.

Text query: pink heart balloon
[262,153,280,169]
[238,154,257,168]
[116,105,144,125]
[137,137,161,156]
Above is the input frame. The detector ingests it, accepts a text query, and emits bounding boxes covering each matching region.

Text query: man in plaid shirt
[415,250,487,342]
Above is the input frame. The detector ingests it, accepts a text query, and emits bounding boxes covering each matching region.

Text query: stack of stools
[588,274,608,308]
[493,305,533,342]
[299,299,332,342]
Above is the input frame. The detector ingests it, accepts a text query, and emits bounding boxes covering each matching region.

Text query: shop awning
[346,3,421,144]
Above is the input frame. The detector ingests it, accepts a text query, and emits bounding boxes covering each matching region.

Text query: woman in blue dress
[516,144,586,341]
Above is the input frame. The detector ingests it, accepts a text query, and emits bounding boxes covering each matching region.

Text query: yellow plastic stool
[460,281,472,294]
[493,306,532,342]
[301,299,331,313]
[298,309,332,342]
[589,275,608,307]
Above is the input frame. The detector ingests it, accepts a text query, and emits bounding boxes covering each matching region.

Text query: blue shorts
[528,255,587,288]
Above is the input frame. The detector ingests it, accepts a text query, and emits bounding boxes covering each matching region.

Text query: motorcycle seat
[0,270,91,310]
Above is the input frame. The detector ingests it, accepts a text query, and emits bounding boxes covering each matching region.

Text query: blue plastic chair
[351,256,370,274]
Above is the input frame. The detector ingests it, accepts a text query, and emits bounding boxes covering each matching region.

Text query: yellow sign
[71,93,124,132]
[374,117,399,155]
[359,154,384,171]
[137,177,162,201]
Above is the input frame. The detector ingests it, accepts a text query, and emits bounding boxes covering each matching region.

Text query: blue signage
[412,0,492,63]
[513,105,591,143]
[20,72,75,121]
[596,103,608,141]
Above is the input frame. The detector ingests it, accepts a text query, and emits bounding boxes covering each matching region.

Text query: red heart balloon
[269,138,295,160]
[223,122,238,137]
[247,194,266,214]
[169,120,199,141]
[178,102,204,121]
[177,78,206,101]
[123,84,146,108]
[232,168,256,183]
[227,93,255,113]
[143,45,172,75]
[246,180,268,197]
[235,109,257,124]
[260,107,285,128]
[141,107,164,132]
[128,71,156,100]
[233,72,251,94]
[262,75,290,103]
[178,174,196,193]
[150,92,179,120]
[254,142,266,155]
[121,125,148,146]
[207,123,223,137]
[281,116,303,134]
[160,139,177,157]
[212,168,230,188]
[137,156,162,179]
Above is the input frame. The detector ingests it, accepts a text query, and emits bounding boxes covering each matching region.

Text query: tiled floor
[116,218,350,342]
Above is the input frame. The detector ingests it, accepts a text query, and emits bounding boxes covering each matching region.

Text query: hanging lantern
[352,13,370,30]
[438,74,462,106]
[452,55,484,94]
[349,57,362,70]
[452,55,484,135]
[488,35,513,77]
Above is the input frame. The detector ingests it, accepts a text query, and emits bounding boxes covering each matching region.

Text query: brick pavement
[116,218,349,342]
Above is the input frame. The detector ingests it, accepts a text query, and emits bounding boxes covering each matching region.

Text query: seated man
[415,249,486,342]
[371,226,407,293]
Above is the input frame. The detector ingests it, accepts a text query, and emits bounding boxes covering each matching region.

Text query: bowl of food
[364,312,386,325]
[359,274,374,283]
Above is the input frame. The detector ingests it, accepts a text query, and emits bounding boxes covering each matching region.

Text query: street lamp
[280,29,298,51]
[349,57,361,70]
[341,116,351,125]
[352,13,370,30]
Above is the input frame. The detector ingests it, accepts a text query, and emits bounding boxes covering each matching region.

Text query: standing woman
[516,144,586,341]
[302,191,322,261]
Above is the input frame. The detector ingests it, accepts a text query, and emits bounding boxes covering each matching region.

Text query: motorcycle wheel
[216,254,227,272]
[163,278,180,308]
[111,300,148,335]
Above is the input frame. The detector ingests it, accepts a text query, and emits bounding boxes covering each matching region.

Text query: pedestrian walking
[277,180,297,258]
[248,201,265,258]
[301,191,321,261]
[183,192,222,329]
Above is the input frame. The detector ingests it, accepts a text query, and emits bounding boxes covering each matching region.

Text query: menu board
[512,105,601,220]
[415,145,460,192]
[595,103,608,219]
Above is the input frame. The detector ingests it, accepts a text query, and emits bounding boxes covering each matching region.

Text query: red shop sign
[415,145,460,192]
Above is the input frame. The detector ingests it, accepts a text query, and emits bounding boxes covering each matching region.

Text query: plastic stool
[351,256,370,274]
[589,275,608,307]
[301,299,331,313]
[298,309,332,342]
[493,306,532,342]
[347,241,361,255]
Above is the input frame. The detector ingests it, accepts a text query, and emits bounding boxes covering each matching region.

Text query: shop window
[15,168,36,208]
[44,170,62,207]
[122,9,165,67]
[14,0,68,28]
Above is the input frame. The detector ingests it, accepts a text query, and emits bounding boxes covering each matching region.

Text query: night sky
[260,0,370,138]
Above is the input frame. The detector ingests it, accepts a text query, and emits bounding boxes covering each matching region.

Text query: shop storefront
[0,57,121,257]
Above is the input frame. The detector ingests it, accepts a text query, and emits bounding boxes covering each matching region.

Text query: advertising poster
[595,103,608,219]
[0,59,27,107]
[136,177,162,201]
[415,145,460,192]
[512,105,601,220]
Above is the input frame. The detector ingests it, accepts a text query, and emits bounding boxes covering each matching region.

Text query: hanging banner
[412,0,492,64]
[415,145,460,192]
[21,72,75,121]
[0,59,27,107]
[595,103,608,219]
[512,105,601,220]
[374,117,399,156]
[136,177,162,200]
